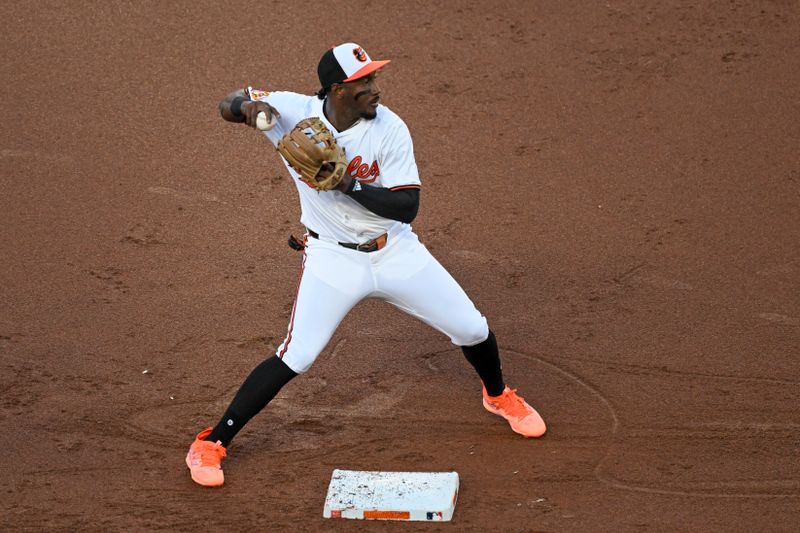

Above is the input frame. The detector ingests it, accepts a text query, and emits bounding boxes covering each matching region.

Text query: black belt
[307,229,388,253]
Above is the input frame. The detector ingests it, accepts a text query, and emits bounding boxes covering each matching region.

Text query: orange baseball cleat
[185,427,227,487]
[482,386,547,438]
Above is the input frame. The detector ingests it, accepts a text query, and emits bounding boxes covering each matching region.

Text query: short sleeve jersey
[253,90,421,242]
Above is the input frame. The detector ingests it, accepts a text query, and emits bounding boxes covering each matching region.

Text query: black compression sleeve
[461,330,505,396]
[206,355,298,447]
[345,185,420,223]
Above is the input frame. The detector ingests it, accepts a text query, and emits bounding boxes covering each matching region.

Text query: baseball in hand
[256,111,277,131]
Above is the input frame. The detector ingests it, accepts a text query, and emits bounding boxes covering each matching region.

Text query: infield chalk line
[508,349,800,499]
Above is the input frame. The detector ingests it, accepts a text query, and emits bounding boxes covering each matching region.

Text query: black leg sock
[206,355,298,447]
[461,330,505,396]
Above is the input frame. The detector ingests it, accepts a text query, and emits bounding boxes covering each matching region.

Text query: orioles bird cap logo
[353,47,367,62]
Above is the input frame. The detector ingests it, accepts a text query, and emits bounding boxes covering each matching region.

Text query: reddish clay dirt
[2,1,799,531]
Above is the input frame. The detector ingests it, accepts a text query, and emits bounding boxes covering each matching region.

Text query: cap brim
[343,60,390,82]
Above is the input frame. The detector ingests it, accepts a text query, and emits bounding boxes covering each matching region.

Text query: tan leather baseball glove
[276,118,347,191]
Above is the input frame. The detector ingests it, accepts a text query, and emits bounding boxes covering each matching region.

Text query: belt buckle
[356,240,376,252]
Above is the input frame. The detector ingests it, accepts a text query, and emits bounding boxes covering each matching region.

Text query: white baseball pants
[275,225,489,373]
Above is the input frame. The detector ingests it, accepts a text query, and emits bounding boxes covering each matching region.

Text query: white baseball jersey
[253,90,421,243]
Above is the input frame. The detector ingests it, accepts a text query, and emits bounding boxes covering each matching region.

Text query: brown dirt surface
[2,1,799,531]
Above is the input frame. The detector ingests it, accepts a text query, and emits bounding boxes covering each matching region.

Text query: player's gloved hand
[318,163,353,192]
[241,100,281,129]
[277,118,348,192]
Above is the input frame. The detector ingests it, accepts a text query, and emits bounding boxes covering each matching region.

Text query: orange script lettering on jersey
[347,156,380,183]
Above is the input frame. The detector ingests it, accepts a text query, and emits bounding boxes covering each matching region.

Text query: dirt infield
[2,1,799,531]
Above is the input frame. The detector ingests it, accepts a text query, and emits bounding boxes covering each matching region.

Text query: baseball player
[186,43,546,487]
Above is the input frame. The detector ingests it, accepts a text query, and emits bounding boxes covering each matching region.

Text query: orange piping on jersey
[278,236,307,359]
[389,185,421,191]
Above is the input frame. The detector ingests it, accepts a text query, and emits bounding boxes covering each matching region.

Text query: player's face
[343,72,382,120]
